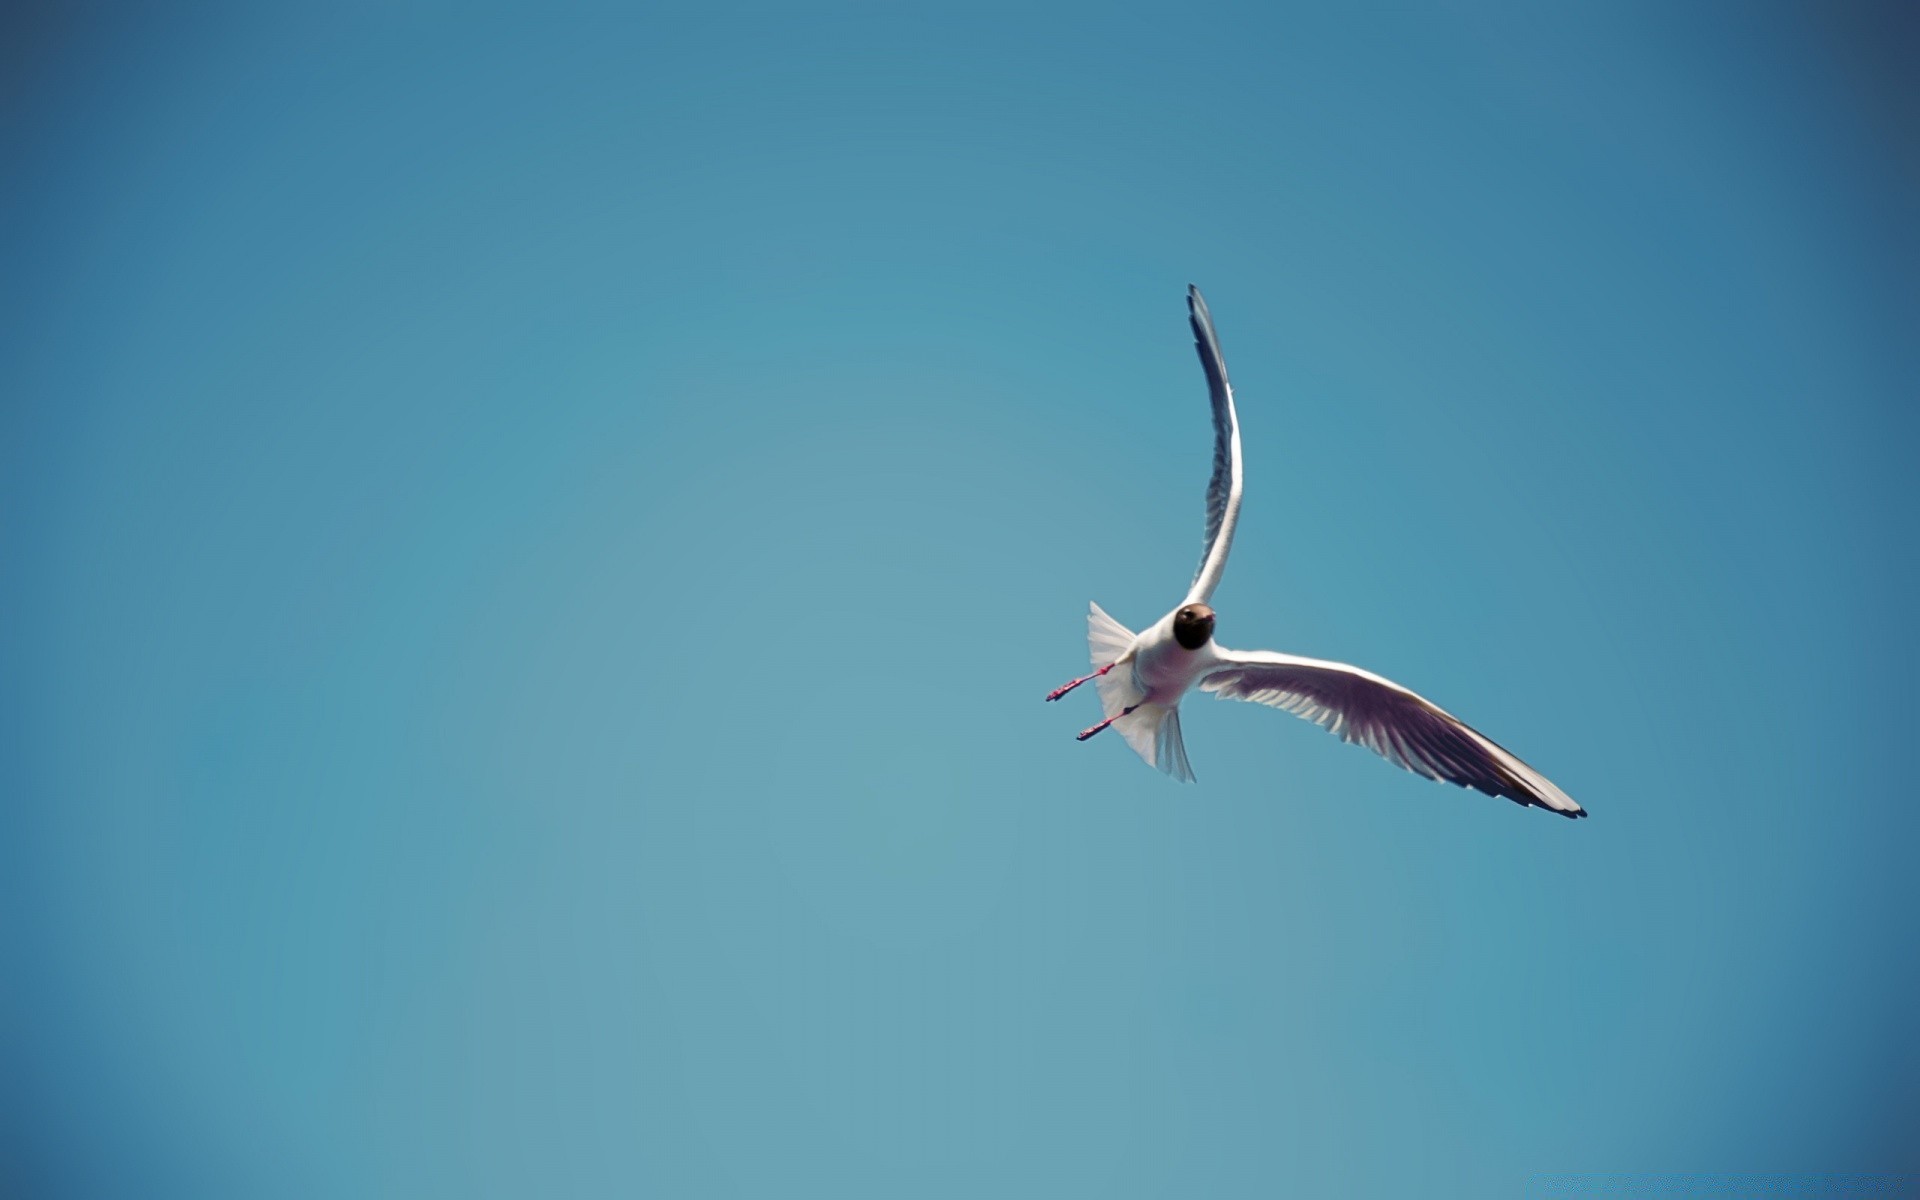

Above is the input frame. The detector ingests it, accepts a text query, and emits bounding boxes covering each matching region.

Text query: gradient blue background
[4,4,1915,1197]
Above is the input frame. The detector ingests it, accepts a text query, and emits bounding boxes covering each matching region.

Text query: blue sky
[3,4,1915,1197]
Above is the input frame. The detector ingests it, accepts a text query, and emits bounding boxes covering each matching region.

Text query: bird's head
[1173,604,1216,649]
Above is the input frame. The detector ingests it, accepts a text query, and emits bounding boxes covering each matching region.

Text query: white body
[1128,611,1224,702]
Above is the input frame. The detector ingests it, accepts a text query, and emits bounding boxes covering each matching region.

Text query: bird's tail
[1087,602,1195,782]
[1087,601,1136,674]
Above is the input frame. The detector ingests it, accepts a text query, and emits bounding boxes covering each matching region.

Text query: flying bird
[1047,286,1584,818]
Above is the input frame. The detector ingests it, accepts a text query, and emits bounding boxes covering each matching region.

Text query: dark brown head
[1173,603,1216,649]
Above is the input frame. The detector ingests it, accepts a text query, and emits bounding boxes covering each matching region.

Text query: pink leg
[1077,704,1139,741]
[1046,662,1114,702]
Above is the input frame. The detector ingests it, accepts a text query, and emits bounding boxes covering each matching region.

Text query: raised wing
[1184,285,1244,605]
[1200,650,1584,817]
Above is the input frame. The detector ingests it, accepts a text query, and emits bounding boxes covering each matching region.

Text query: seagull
[1047,286,1584,818]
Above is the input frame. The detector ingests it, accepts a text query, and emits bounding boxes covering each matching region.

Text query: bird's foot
[1046,662,1113,702]
[1075,703,1137,741]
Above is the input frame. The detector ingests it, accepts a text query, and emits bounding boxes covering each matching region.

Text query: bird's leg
[1046,662,1114,702]
[1076,704,1138,741]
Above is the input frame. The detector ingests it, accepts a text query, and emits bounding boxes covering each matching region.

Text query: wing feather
[1185,286,1244,605]
[1200,650,1584,817]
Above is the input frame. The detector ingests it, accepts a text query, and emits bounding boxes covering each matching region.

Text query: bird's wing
[1200,649,1584,817]
[1184,285,1244,606]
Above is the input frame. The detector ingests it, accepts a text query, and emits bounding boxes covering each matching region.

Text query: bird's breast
[1131,636,1216,701]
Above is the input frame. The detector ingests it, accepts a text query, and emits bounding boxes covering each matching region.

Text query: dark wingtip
[1502,782,1587,820]
[1187,286,1216,345]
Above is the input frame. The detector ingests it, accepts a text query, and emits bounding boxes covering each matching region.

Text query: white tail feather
[1084,603,1195,782]
[1112,702,1195,782]
[1087,601,1135,669]
[1088,602,1145,718]
[1157,707,1194,782]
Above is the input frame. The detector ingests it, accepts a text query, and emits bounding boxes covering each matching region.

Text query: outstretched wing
[1200,649,1584,817]
[1184,285,1244,606]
